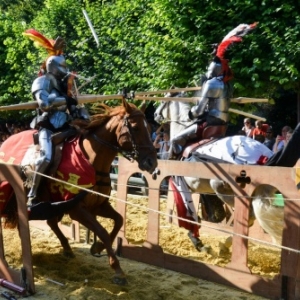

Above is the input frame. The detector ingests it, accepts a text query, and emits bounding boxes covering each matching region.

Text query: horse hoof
[90,241,105,257]
[112,276,128,285]
[63,250,75,258]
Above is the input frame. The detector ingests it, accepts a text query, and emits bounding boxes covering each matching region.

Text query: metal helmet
[206,60,222,79]
[46,55,68,79]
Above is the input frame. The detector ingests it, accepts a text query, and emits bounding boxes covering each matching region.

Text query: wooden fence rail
[0,164,35,295]
[1,158,300,299]
[115,157,300,300]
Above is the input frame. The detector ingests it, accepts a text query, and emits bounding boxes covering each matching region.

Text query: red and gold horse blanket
[0,130,96,209]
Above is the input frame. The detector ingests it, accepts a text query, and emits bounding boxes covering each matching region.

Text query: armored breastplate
[31,73,64,95]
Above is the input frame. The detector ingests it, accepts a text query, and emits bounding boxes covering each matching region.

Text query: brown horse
[0,96,158,285]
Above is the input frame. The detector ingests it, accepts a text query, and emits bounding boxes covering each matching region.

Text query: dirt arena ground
[0,192,279,299]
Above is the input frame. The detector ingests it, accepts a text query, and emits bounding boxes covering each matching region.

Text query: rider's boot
[27,159,50,206]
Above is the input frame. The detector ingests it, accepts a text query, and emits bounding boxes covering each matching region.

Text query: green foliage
[0,0,300,123]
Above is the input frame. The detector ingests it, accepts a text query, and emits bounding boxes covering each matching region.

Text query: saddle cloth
[194,135,273,165]
[0,130,96,207]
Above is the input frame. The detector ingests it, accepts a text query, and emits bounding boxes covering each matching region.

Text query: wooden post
[0,164,35,294]
[115,158,300,299]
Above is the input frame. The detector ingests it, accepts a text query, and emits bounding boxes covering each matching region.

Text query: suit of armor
[27,55,89,205]
[168,23,258,159]
[169,60,230,157]
[190,60,230,123]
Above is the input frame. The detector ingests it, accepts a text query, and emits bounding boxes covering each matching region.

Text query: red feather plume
[23,29,56,55]
[215,22,258,83]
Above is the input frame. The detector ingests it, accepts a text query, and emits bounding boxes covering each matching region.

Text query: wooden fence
[115,157,300,300]
[0,157,300,299]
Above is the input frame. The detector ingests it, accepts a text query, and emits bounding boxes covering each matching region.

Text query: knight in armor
[23,29,90,206]
[169,23,258,158]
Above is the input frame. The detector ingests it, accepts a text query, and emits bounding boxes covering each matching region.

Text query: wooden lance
[0,88,202,111]
[0,86,268,123]
[0,94,124,111]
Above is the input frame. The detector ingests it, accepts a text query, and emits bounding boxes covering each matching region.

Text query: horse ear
[122,96,133,113]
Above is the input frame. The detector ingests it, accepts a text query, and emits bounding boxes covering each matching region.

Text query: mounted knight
[169,22,258,159]
[23,29,90,206]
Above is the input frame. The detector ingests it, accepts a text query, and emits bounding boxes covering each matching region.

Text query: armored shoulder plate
[31,73,62,95]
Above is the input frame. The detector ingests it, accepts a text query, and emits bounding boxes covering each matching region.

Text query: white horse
[154,99,273,204]
[154,99,289,248]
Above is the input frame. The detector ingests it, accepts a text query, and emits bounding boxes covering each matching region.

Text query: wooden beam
[229,108,266,121]
[0,94,123,111]
[134,87,201,95]
[134,95,200,103]
[0,89,268,111]
[231,97,269,104]
[135,96,269,104]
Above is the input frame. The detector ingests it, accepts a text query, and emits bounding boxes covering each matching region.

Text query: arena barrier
[0,164,35,295]
[0,164,82,295]
[110,173,148,196]
[115,156,300,300]
[0,159,299,299]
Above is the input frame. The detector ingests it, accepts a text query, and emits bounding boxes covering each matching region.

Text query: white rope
[114,180,300,203]
[24,169,300,254]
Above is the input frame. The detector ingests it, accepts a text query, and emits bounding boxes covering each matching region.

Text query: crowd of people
[150,115,295,162]
[238,117,294,153]
[152,123,171,160]
[0,122,31,146]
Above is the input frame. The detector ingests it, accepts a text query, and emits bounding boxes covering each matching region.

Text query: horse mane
[71,102,138,132]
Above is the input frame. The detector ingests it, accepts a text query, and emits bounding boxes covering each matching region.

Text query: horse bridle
[92,110,152,162]
[154,101,170,123]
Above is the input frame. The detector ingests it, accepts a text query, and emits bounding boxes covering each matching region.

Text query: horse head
[153,88,185,124]
[119,97,158,173]
[83,97,158,174]
[154,101,169,124]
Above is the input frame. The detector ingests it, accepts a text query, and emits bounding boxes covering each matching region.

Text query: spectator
[263,127,275,150]
[0,133,4,146]
[5,123,14,135]
[237,129,246,136]
[241,118,254,137]
[252,120,269,140]
[153,130,171,195]
[153,123,170,142]
[254,134,265,143]
[150,122,160,142]
[273,125,292,153]
[285,129,294,145]
[153,130,170,160]
[3,133,10,141]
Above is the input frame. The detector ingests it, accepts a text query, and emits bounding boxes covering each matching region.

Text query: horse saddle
[182,124,227,159]
[33,127,78,147]
[25,127,79,181]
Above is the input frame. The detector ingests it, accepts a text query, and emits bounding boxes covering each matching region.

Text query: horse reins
[92,110,153,162]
